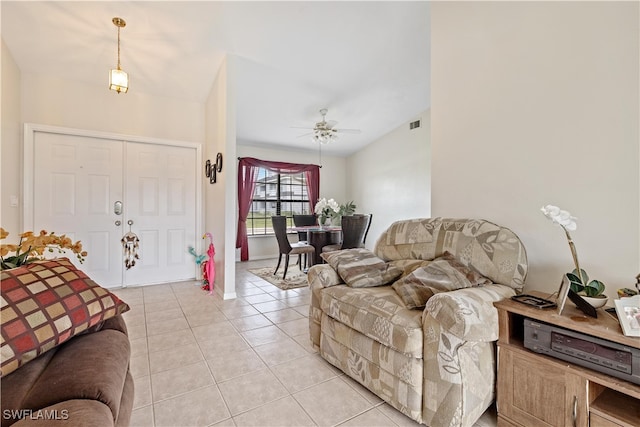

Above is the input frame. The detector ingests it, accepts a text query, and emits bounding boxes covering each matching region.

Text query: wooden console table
[494,293,640,427]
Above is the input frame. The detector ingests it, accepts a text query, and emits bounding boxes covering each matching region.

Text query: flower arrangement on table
[540,205,605,299]
[1,228,87,270]
[314,198,357,225]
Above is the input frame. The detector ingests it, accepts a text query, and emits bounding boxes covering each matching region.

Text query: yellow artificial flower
[0,228,87,270]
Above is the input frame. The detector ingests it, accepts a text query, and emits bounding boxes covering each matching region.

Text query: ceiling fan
[292,108,361,144]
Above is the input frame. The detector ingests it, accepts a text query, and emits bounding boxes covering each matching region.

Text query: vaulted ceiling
[1,1,430,156]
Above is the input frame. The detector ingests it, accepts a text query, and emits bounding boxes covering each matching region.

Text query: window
[247,168,310,235]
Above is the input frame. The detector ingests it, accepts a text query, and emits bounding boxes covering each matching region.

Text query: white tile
[339,407,397,426]
[229,313,273,331]
[263,308,305,324]
[206,348,266,382]
[231,396,314,427]
[132,375,152,409]
[293,377,373,426]
[151,360,214,401]
[145,316,190,337]
[153,385,230,427]
[271,353,339,393]
[240,325,290,347]
[146,329,196,353]
[253,337,308,367]
[148,342,203,374]
[218,368,289,416]
[276,317,309,337]
[129,404,154,427]
[121,258,497,427]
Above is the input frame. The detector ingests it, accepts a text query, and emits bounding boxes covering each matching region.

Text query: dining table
[291,225,342,266]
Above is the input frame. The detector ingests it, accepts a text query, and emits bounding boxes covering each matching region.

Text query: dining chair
[321,214,372,253]
[361,213,373,245]
[292,214,317,243]
[271,216,316,279]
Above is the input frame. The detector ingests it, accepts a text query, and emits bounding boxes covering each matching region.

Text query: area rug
[248,266,308,290]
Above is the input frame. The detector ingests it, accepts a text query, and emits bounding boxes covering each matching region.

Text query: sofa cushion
[374,218,528,291]
[320,284,423,357]
[392,252,491,309]
[321,248,402,288]
[1,258,129,377]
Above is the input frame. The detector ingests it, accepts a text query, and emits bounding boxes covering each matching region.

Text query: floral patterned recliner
[308,218,528,427]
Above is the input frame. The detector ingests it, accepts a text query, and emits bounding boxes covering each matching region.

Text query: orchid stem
[564,228,585,284]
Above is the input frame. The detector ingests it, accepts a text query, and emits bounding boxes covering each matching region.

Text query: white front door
[33,132,125,287]
[30,127,199,288]
[123,142,197,286]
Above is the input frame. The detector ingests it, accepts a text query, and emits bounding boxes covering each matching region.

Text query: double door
[31,129,198,287]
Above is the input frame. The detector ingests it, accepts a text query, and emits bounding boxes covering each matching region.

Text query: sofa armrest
[307,264,343,289]
[307,264,344,349]
[424,284,516,342]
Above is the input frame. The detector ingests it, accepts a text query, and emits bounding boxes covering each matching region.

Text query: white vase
[581,295,608,309]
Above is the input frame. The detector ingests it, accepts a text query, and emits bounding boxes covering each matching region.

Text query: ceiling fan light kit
[313,108,338,144]
[294,108,361,145]
[109,17,129,94]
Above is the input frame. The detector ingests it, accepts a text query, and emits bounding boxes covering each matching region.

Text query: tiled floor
[113,259,497,427]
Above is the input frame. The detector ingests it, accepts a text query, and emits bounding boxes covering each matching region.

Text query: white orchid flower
[540,204,560,218]
[541,204,577,231]
[541,204,584,285]
[556,210,577,231]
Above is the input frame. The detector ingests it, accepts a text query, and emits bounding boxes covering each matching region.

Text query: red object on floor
[202,232,215,295]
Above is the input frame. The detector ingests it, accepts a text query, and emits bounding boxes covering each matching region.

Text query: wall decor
[204,153,222,184]
[216,152,223,172]
[204,159,216,184]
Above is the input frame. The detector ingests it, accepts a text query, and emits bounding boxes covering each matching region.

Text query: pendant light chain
[117,25,121,70]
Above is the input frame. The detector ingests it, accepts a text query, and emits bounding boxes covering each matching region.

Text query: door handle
[115,220,122,226]
[571,395,577,427]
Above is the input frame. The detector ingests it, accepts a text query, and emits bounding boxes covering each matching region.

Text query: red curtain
[236,157,320,261]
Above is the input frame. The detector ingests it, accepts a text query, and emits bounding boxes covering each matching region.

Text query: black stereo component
[524,318,640,385]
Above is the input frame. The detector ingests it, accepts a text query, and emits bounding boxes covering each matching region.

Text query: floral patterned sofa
[308,218,528,426]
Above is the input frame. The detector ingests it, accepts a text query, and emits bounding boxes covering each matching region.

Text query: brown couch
[1,314,133,427]
[1,258,133,427]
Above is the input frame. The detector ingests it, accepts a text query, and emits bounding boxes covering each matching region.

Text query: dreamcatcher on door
[121,220,139,269]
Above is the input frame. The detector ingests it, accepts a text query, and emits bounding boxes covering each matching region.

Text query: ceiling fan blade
[290,126,313,130]
[335,129,361,134]
[297,132,313,138]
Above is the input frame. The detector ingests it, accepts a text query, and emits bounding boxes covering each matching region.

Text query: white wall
[1,40,209,286]
[21,73,204,143]
[347,110,430,250]
[431,2,639,299]
[1,40,22,239]
[236,143,347,260]
[204,55,237,299]
[2,70,206,240]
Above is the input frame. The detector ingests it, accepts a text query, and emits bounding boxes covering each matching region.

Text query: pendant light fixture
[109,17,129,94]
